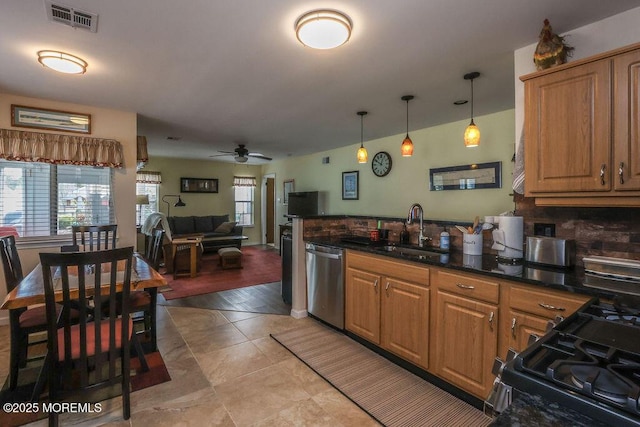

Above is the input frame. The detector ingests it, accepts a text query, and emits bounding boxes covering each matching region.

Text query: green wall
[263,109,515,224]
[144,156,263,244]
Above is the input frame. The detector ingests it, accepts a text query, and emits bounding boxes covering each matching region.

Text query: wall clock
[372,151,392,177]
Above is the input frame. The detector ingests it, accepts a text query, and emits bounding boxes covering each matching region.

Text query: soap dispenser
[440,228,450,250]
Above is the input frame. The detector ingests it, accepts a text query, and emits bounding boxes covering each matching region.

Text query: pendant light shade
[463,72,480,147]
[401,95,414,157]
[356,111,368,163]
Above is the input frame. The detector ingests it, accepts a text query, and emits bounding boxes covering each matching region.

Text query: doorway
[262,173,276,246]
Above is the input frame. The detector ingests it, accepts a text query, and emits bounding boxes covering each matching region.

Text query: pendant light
[401,95,414,157]
[463,72,480,147]
[356,111,368,163]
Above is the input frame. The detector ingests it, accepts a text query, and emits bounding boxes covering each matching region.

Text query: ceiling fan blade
[208,153,232,157]
[248,154,272,161]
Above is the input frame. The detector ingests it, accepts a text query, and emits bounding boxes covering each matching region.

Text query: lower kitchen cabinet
[345,251,430,369]
[432,269,500,398]
[500,283,590,355]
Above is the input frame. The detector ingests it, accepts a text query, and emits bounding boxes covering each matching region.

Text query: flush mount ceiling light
[463,71,480,147]
[356,111,368,164]
[400,95,414,157]
[37,50,87,74]
[295,10,352,50]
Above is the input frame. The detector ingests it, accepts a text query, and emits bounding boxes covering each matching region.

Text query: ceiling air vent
[45,1,98,33]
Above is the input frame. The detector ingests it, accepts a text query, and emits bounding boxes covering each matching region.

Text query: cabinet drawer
[510,285,589,319]
[436,270,499,304]
[346,250,429,286]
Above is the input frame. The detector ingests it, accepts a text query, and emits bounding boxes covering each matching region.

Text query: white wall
[514,7,640,149]
[0,93,137,324]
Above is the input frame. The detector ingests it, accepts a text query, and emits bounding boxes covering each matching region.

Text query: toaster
[525,236,575,267]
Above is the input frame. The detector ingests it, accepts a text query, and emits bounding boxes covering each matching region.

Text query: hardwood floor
[158,245,291,315]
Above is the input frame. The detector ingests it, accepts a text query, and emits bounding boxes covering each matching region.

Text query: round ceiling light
[295,10,352,50]
[37,50,87,74]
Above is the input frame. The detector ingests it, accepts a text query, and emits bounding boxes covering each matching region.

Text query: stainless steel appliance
[499,296,640,426]
[305,242,344,329]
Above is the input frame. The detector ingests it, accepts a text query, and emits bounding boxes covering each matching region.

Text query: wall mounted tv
[287,191,319,217]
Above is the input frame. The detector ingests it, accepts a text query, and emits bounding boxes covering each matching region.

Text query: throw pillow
[215,221,237,234]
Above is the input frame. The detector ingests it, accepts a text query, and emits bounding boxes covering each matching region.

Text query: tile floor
[0,305,380,426]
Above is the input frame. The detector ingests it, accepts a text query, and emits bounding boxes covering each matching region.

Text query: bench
[218,247,243,269]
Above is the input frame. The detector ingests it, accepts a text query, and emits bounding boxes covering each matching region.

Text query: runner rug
[271,322,492,427]
[161,246,282,300]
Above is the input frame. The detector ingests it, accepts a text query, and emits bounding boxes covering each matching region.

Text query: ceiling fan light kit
[295,9,352,50]
[463,71,481,147]
[401,95,415,157]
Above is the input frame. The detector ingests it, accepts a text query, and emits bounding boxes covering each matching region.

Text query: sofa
[166,214,244,252]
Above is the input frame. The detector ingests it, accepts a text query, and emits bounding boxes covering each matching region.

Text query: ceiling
[2,1,640,164]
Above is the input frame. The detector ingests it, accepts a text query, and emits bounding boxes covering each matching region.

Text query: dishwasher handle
[306,248,342,260]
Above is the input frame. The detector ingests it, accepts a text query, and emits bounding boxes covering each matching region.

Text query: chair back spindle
[71,225,118,251]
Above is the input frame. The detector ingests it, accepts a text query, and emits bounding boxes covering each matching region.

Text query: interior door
[266,178,275,244]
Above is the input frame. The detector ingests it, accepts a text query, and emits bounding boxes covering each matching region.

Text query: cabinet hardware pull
[600,163,606,185]
[385,282,390,290]
[456,283,475,290]
[511,318,517,338]
[489,311,495,330]
[619,162,625,184]
[373,279,378,290]
[538,302,565,311]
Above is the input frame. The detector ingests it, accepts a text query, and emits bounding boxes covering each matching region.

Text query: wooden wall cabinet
[522,42,640,206]
[345,251,430,369]
[432,269,499,398]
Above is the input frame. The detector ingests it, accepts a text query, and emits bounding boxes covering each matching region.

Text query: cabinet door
[524,59,611,194]
[507,310,551,352]
[614,49,640,190]
[345,268,381,344]
[381,277,430,370]
[434,290,498,398]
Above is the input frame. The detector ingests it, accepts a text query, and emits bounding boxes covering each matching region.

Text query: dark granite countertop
[306,237,617,300]
[489,392,611,427]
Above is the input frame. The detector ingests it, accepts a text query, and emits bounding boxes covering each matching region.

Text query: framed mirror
[430,161,502,191]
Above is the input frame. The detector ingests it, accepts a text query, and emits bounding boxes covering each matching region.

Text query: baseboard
[290,308,307,319]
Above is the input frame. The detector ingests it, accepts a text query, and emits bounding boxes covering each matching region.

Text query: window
[233,176,256,226]
[136,171,161,226]
[0,160,114,238]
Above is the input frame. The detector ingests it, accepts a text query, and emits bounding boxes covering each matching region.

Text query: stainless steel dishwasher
[305,242,344,329]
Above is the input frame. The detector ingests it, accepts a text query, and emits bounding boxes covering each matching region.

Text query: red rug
[161,246,282,300]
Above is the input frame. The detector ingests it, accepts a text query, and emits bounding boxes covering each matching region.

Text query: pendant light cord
[470,77,474,122]
[361,114,364,146]
[405,98,409,137]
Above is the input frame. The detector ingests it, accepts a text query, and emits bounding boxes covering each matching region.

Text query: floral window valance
[233,176,256,187]
[136,171,162,183]
[0,128,124,168]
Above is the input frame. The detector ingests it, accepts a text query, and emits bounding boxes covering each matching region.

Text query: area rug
[161,246,282,300]
[271,322,492,427]
[0,351,171,427]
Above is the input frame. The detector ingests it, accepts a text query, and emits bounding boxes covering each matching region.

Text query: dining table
[1,252,166,310]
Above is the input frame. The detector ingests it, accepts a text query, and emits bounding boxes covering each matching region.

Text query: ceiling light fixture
[37,50,87,74]
[463,72,480,147]
[295,10,352,50]
[400,95,414,157]
[356,111,368,164]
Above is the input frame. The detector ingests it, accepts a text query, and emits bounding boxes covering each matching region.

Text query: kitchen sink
[374,245,444,258]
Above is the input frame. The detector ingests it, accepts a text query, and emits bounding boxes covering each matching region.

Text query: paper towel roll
[497,216,523,259]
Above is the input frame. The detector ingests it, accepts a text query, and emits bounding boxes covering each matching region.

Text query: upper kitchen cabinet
[522,42,640,206]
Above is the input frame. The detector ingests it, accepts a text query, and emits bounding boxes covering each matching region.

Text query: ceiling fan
[210,144,272,163]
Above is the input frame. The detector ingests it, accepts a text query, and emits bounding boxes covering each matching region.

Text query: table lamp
[136,194,149,226]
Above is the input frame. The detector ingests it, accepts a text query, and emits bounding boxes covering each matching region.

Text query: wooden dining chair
[39,247,146,426]
[71,224,118,251]
[130,228,164,351]
[0,235,50,390]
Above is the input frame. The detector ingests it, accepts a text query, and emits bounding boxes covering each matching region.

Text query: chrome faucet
[406,203,428,247]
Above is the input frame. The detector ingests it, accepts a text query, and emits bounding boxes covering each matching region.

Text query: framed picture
[283,179,295,205]
[342,171,359,200]
[11,104,91,134]
[429,161,502,191]
[180,177,218,193]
